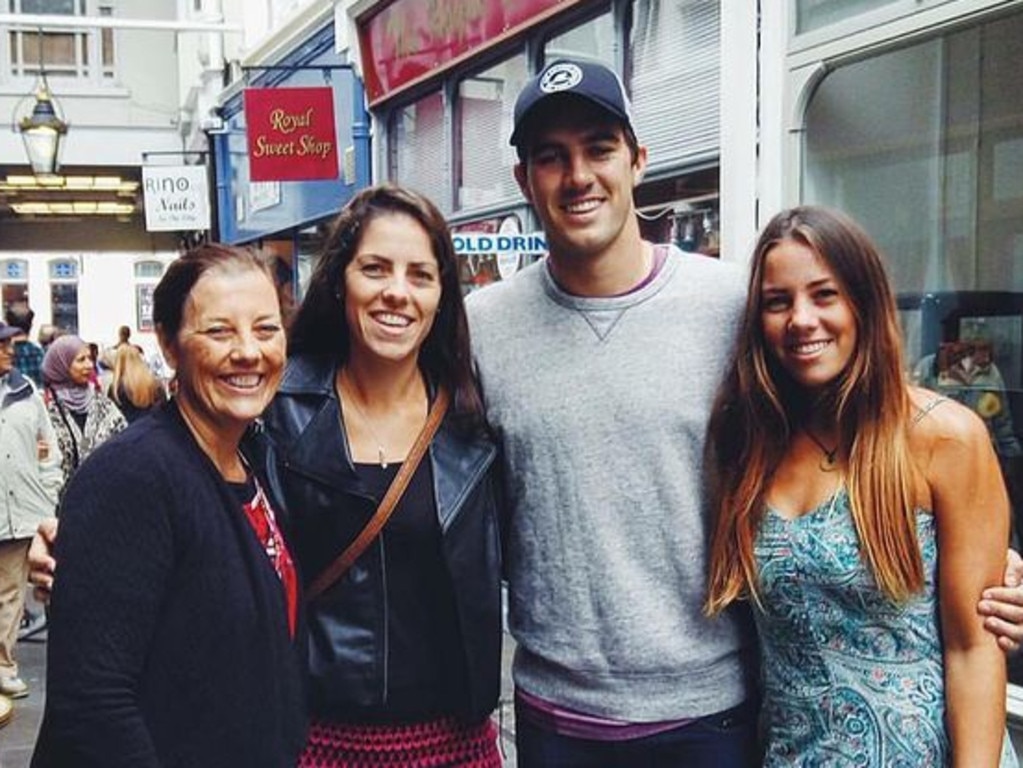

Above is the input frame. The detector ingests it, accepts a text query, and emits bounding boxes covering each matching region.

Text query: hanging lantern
[18,75,68,176]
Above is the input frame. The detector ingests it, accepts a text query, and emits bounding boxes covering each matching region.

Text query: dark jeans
[514,699,761,768]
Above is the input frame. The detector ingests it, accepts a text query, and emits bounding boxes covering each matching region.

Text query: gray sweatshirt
[467,246,753,721]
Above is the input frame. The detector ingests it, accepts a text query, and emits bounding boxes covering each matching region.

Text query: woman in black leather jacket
[263,184,503,767]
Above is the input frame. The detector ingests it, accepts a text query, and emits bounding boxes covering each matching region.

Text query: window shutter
[629,0,720,169]
[391,91,449,212]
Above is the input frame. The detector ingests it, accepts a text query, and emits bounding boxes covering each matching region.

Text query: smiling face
[514,99,646,265]
[760,239,858,391]
[343,212,442,369]
[162,266,285,442]
[68,345,94,386]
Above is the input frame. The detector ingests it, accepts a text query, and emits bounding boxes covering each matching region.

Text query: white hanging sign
[142,165,211,232]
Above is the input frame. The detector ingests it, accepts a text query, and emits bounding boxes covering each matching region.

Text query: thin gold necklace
[338,371,389,468]
[804,429,839,472]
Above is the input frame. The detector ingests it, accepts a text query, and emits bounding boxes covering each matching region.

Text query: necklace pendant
[378,446,388,469]
[805,429,839,472]
[819,451,838,472]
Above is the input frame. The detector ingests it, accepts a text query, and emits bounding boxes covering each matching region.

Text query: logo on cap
[539,63,583,94]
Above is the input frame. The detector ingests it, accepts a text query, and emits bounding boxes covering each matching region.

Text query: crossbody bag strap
[304,387,451,602]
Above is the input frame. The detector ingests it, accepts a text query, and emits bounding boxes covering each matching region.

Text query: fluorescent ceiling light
[1,174,139,193]
[10,200,136,216]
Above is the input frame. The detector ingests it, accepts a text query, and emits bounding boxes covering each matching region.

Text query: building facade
[209,2,370,321]
[3,0,1022,742]
[344,0,723,290]
[0,0,249,354]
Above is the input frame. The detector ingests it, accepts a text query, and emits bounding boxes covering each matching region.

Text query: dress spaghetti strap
[912,396,948,428]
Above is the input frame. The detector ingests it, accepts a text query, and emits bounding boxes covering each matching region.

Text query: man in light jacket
[0,320,62,706]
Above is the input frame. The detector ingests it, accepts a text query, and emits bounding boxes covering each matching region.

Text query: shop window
[635,166,720,256]
[390,91,448,212]
[133,260,164,280]
[803,13,1023,295]
[296,223,329,302]
[1,259,30,319]
[48,258,78,334]
[260,240,298,330]
[628,0,720,170]
[794,0,901,34]
[133,260,164,332]
[452,213,540,293]
[801,8,1023,685]
[6,0,116,83]
[543,10,615,65]
[455,54,528,211]
[135,284,155,332]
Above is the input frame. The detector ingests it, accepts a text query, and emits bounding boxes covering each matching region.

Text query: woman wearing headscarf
[42,335,127,489]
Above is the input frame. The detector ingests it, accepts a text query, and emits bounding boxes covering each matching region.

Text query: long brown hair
[110,345,162,409]
[288,183,485,432]
[706,206,922,613]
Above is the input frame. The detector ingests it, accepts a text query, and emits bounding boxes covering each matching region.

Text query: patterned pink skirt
[297,715,503,767]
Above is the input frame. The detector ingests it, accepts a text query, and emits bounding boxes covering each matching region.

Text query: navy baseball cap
[510,58,635,148]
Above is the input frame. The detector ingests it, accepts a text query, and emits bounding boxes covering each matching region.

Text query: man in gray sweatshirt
[467,58,1023,767]
[466,58,759,767]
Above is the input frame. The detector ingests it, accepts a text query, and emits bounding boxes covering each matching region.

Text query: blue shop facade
[211,19,370,316]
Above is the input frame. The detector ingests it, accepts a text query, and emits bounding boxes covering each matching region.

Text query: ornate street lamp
[18,71,68,176]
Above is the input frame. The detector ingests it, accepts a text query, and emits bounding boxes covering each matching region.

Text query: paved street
[0,618,517,768]
[496,638,518,767]
[0,611,46,768]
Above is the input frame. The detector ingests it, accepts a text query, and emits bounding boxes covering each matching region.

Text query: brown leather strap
[304,387,451,602]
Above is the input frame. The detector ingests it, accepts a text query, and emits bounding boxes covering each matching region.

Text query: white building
[0,0,300,354]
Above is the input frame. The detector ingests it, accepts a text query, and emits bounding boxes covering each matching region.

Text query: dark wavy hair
[289,183,484,431]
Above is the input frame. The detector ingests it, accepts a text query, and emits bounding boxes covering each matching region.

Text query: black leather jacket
[262,354,502,723]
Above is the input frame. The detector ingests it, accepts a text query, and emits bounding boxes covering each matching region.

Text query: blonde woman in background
[108,344,165,423]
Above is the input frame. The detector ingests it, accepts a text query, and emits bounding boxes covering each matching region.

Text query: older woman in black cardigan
[31,245,305,768]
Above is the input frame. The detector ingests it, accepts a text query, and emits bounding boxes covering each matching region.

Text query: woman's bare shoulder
[908,386,987,442]
[907,386,993,486]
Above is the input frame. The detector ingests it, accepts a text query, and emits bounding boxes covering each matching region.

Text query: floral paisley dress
[754,487,1018,767]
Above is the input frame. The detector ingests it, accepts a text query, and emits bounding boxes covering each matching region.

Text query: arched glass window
[134,260,165,331]
[0,259,30,319]
[801,10,1023,692]
[48,258,79,334]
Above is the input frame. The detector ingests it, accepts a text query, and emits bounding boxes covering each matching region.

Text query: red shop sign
[358,0,583,105]
[244,87,339,181]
